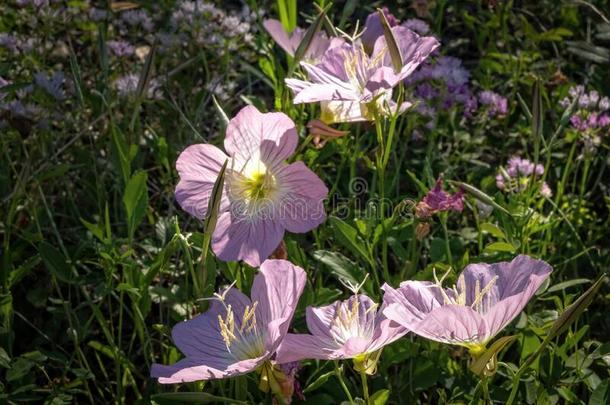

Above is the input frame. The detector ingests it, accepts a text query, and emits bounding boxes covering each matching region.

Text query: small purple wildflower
[415,178,464,219]
[114,73,163,100]
[107,40,135,58]
[402,18,430,35]
[562,85,610,154]
[0,33,19,52]
[496,156,551,197]
[0,77,10,102]
[89,7,108,22]
[120,10,154,32]
[478,90,508,117]
[34,71,66,101]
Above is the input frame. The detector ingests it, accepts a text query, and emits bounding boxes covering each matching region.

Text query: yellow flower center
[218,301,266,360]
[229,160,279,210]
[432,268,499,314]
[243,170,275,201]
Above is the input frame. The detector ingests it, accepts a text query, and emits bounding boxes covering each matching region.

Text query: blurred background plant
[0,0,608,404]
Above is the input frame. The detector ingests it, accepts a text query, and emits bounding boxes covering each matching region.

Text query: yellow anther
[219,304,237,349]
[470,276,499,311]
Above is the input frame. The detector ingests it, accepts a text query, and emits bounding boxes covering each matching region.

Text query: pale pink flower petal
[263,19,296,55]
[361,7,398,53]
[176,105,327,266]
[224,105,298,169]
[175,144,230,219]
[252,259,307,351]
[382,255,552,347]
[152,260,306,383]
[276,161,328,233]
[373,26,440,85]
[263,19,343,63]
[212,211,285,267]
[277,334,334,362]
[276,294,407,363]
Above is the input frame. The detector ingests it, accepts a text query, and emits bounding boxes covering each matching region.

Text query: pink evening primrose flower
[285,27,439,124]
[151,259,306,383]
[382,255,552,353]
[275,294,407,374]
[175,105,328,267]
[263,19,344,64]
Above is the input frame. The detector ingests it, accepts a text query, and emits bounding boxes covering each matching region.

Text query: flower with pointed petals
[276,294,407,374]
[415,178,464,219]
[382,255,552,353]
[175,105,328,267]
[151,259,306,383]
[285,27,438,123]
[263,19,343,63]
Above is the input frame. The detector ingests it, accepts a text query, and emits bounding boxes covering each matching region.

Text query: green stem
[373,112,391,283]
[440,214,453,268]
[360,369,370,404]
[481,376,490,404]
[334,361,355,405]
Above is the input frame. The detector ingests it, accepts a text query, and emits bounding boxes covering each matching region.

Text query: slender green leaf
[303,370,335,393]
[123,170,149,241]
[312,250,368,291]
[291,5,330,72]
[328,217,374,268]
[480,223,507,241]
[470,335,518,376]
[212,96,230,128]
[547,278,590,293]
[589,379,610,405]
[151,392,246,404]
[531,80,543,156]
[136,41,157,100]
[483,241,516,254]
[546,276,605,341]
[38,242,74,284]
[451,181,511,216]
[197,160,228,293]
[378,9,402,71]
[371,389,390,405]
